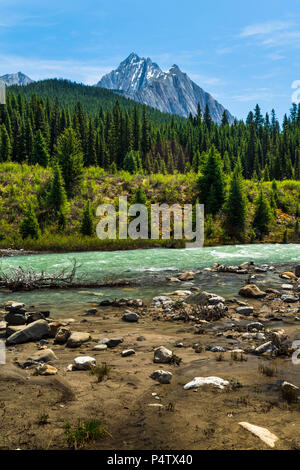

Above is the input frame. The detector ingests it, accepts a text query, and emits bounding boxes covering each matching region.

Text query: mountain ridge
[0,72,34,86]
[96,53,234,123]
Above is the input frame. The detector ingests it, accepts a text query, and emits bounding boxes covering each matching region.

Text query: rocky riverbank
[0,262,300,450]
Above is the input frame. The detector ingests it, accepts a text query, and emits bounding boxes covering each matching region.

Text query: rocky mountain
[96,53,233,123]
[0,72,34,86]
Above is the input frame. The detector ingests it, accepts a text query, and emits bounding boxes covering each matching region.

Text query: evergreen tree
[0,124,11,162]
[224,159,247,240]
[253,186,272,238]
[19,203,40,239]
[197,146,225,214]
[123,150,138,174]
[47,163,69,223]
[80,200,93,236]
[32,130,49,167]
[55,127,83,197]
[132,184,147,205]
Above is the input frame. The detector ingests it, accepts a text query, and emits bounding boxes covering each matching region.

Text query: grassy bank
[0,162,299,252]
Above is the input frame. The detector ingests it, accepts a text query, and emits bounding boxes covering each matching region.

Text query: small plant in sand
[258,363,277,377]
[229,378,243,391]
[64,420,107,449]
[231,351,247,362]
[89,363,111,382]
[216,353,224,362]
[166,402,175,412]
[170,354,182,366]
[37,413,49,425]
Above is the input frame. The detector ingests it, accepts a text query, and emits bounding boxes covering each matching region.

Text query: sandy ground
[1,301,300,451]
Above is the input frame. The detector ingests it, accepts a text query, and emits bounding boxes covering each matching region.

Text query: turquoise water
[0,244,298,316]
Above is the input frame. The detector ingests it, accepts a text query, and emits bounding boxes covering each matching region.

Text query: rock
[0,321,6,330]
[28,348,57,363]
[247,322,264,331]
[148,403,164,409]
[239,285,266,299]
[121,349,135,357]
[73,356,96,370]
[206,346,227,353]
[254,341,275,355]
[169,290,192,297]
[4,311,27,325]
[5,302,25,312]
[93,344,108,351]
[6,320,50,345]
[122,312,139,323]
[281,284,294,290]
[107,338,123,348]
[26,312,49,323]
[36,364,58,376]
[178,271,195,281]
[184,376,229,390]
[54,327,71,344]
[137,336,146,342]
[295,266,300,277]
[67,332,91,348]
[236,306,254,315]
[208,296,226,305]
[239,422,278,448]
[281,381,299,393]
[281,295,299,303]
[154,346,173,364]
[266,288,280,295]
[6,325,25,337]
[282,272,297,279]
[152,296,172,303]
[84,308,98,316]
[49,321,63,338]
[150,370,173,384]
[169,277,181,283]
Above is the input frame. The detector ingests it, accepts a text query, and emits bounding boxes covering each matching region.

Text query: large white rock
[184,376,229,390]
[150,370,173,384]
[73,356,96,370]
[239,422,279,448]
[154,346,173,364]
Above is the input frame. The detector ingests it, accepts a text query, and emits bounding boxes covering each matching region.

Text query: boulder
[6,320,50,345]
[36,364,58,376]
[67,332,91,348]
[49,321,63,338]
[178,271,195,281]
[4,311,27,325]
[73,356,96,370]
[28,348,57,363]
[239,422,278,448]
[281,295,299,303]
[208,296,226,305]
[282,272,297,279]
[107,338,123,348]
[93,344,108,351]
[150,370,173,384]
[239,284,266,298]
[247,322,264,332]
[26,311,49,323]
[5,302,25,312]
[54,327,71,344]
[154,346,173,364]
[121,349,135,357]
[122,312,139,323]
[236,306,254,315]
[184,376,229,390]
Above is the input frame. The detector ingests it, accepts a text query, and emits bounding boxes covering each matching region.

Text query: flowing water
[0,244,299,317]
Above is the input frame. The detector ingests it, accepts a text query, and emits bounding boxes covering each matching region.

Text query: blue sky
[0,0,299,121]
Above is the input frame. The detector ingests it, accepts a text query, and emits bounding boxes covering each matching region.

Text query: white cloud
[0,54,113,84]
[240,21,291,38]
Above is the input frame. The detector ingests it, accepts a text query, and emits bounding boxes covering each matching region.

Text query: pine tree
[224,159,247,240]
[123,150,138,174]
[32,130,49,167]
[0,124,11,162]
[197,146,225,214]
[80,200,93,236]
[132,185,147,205]
[55,127,83,197]
[20,203,40,239]
[47,163,69,222]
[253,186,272,238]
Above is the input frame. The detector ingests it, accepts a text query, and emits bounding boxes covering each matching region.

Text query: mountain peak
[0,72,34,86]
[97,53,233,123]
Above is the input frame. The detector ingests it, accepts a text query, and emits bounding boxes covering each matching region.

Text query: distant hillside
[10,78,186,125]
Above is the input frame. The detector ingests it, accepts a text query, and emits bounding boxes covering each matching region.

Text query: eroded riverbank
[0,260,300,450]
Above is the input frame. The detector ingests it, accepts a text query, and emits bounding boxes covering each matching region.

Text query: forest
[0,78,299,250]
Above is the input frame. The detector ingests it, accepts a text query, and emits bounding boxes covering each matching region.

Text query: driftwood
[0,259,133,291]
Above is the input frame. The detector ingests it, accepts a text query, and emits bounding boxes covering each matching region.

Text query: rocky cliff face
[97,53,233,123]
[0,72,34,86]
